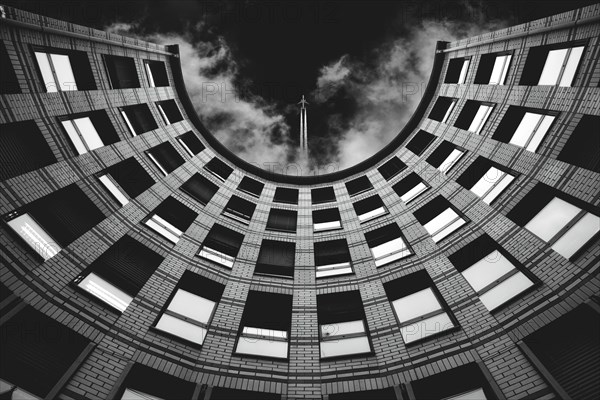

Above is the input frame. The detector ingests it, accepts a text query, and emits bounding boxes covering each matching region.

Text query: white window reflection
[467,105,493,134]
[320,319,371,358]
[423,208,467,242]
[145,214,183,243]
[61,117,103,155]
[488,54,511,85]
[98,175,129,206]
[538,46,584,86]
[438,149,465,174]
[316,262,353,278]
[371,237,411,267]
[510,112,555,152]
[7,213,61,260]
[34,51,77,92]
[401,182,429,204]
[470,167,516,204]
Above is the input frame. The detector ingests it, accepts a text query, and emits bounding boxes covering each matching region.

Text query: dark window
[405,130,436,156]
[147,142,184,176]
[492,106,557,152]
[266,208,297,233]
[429,97,457,122]
[105,157,154,199]
[353,194,387,222]
[204,157,233,181]
[33,46,96,91]
[311,186,336,204]
[0,40,20,94]
[0,120,56,180]
[453,100,494,133]
[0,306,90,398]
[456,157,517,204]
[426,140,466,173]
[329,388,396,400]
[255,240,295,278]
[150,196,197,232]
[414,195,468,243]
[177,131,205,156]
[114,364,196,400]
[238,176,264,198]
[180,173,218,205]
[274,187,299,204]
[143,60,169,87]
[444,57,470,84]
[156,100,183,125]
[314,239,351,267]
[223,195,256,223]
[103,54,139,89]
[365,223,412,267]
[313,208,341,226]
[201,224,244,259]
[378,156,407,180]
[474,51,512,85]
[558,115,600,172]
[411,363,499,400]
[211,387,281,400]
[120,104,158,135]
[392,172,429,203]
[520,41,586,86]
[345,176,373,197]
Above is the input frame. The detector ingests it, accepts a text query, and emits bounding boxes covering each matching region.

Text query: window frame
[32,49,78,92]
[4,210,62,261]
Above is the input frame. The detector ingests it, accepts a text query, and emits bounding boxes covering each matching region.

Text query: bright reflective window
[458,59,470,84]
[320,319,370,358]
[316,262,353,278]
[236,327,289,359]
[78,272,133,312]
[438,149,465,174]
[467,105,493,134]
[121,388,164,400]
[510,112,555,152]
[98,175,129,206]
[488,54,511,85]
[423,207,467,242]
[538,46,584,86]
[6,213,61,260]
[443,388,487,400]
[401,182,429,203]
[34,51,77,92]
[61,117,103,155]
[198,246,235,268]
[121,110,137,137]
[442,100,457,123]
[314,220,341,232]
[470,167,516,204]
[145,214,183,243]
[371,237,411,267]
[358,206,386,222]
[147,153,169,176]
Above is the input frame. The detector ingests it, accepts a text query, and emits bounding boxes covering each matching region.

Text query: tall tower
[298,95,308,158]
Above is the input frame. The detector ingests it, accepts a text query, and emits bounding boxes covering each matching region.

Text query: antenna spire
[298,95,308,158]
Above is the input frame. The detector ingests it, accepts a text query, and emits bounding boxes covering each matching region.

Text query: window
[73,235,164,312]
[33,48,96,92]
[103,54,140,89]
[143,60,169,87]
[507,184,600,259]
[445,57,471,84]
[317,291,372,359]
[120,104,158,136]
[384,270,456,344]
[255,240,295,278]
[223,195,256,224]
[0,120,56,180]
[274,187,299,204]
[147,142,184,176]
[144,197,197,243]
[345,176,373,197]
[456,157,517,204]
[353,194,387,222]
[198,224,244,268]
[474,52,512,85]
[365,223,412,267]
[315,239,352,278]
[492,106,556,152]
[414,196,468,242]
[115,364,196,400]
[177,131,205,157]
[429,97,457,123]
[154,271,224,346]
[5,211,61,260]
[558,115,600,172]
[59,111,119,155]
[98,174,129,206]
[520,42,586,86]
[426,141,466,174]
[266,208,297,233]
[392,172,430,204]
[0,306,91,399]
[237,176,264,198]
[454,101,494,134]
[235,292,292,359]
[313,208,342,232]
[204,157,233,181]
[104,157,155,199]
[180,173,218,205]
[311,186,336,204]
[378,156,407,181]
[1,40,20,94]
[156,100,183,125]
[405,130,436,155]
[449,235,536,311]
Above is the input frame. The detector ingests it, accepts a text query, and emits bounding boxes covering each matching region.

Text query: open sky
[8,0,598,174]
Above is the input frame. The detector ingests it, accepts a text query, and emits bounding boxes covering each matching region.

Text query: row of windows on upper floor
[0,41,170,94]
[443,41,596,87]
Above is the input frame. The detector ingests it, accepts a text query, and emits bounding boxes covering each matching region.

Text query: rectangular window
[144,197,197,244]
[98,174,129,206]
[223,195,256,224]
[456,157,516,204]
[33,47,95,92]
[235,292,292,359]
[274,187,299,204]
[5,212,61,260]
[353,194,387,222]
[315,239,352,278]
[520,42,586,87]
[508,184,600,259]
[492,106,556,152]
[449,235,536,311]
[144,60,169,87]
[73,235,164,312]
[429,97,457,123]
[204,157,233,181]
[365,223,412,267]
[255,240,295,278]
[445,57,471,84]
[60,111,120,155]
[414,196,468,242]
[147,142,185,176]
[103,54,140,89]
[345,176,373,197]
[392,172,430,204]
[154,271,224,345]
[115,364,196,400]
[180,173,218,205]
[104,157,155,199]
[426,141,466,174]
[177,131,205,157]
[311,186,336,204]
[317,291,372,359]
[120,104,158,136]
[557,115,600,173]
[313,208,342,232]
[454,101,494,134]
[237,176,264,198]
[198,224,244,268]
[266,208,297,233]
[406,130,436,156]
[474,52,512,85]
[384,270,456,344]
[156,100,183,125]
[378,156,407,181]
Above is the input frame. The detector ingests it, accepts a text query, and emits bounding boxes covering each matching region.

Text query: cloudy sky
[8,0,597,174]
